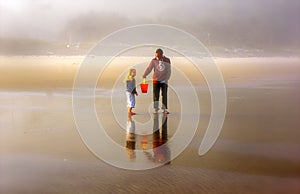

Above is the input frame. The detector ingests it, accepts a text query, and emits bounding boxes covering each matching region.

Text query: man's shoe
[163,109,169,114]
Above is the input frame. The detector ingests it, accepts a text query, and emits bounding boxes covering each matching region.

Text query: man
[143,48,171,114]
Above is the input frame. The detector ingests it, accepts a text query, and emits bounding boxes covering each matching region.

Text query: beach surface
[0,56,300,194]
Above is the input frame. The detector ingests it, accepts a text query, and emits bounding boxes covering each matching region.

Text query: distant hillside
[0,38,92,56]
[0,37,299,57]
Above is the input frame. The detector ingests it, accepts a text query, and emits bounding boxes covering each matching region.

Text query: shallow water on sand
[0,57,300,193]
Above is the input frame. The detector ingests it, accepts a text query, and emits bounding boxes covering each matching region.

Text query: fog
[0,0,299,55]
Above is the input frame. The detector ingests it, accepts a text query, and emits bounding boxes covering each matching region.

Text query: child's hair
[125,68,136,81]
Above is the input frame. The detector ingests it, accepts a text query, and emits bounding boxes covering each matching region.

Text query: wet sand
[0,56,300,193]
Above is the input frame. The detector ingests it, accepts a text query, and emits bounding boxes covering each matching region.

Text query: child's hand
[135,93,138,96]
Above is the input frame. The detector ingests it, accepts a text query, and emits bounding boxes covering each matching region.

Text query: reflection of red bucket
[140,83,148,93]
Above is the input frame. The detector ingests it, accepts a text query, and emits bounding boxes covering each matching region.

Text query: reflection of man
[125,115,136,160]
[143,48,171,114]
[143,114,170,164]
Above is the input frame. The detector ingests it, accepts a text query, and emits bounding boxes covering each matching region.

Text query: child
[125,68,138,115]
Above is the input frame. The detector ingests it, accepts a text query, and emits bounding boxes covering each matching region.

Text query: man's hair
[156,48,163,55]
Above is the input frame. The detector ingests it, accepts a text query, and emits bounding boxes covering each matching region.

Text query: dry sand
[0,56,300,194]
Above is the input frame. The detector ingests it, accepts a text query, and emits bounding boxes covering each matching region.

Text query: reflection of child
[126,115,136,160]
[125,69,138,115]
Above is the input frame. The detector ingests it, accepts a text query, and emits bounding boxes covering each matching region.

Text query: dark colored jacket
[126,79,137,94]
[143,56,171,82]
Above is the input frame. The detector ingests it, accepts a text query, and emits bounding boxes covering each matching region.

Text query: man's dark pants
[153,82,168,110]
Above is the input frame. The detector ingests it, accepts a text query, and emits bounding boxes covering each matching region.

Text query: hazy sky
[0,0,299,46]
[1,0,177,38]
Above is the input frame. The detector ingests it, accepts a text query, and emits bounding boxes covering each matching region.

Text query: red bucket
[140,83,149,93]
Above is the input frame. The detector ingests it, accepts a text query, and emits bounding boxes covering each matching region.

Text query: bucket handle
[142,78,146,84]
